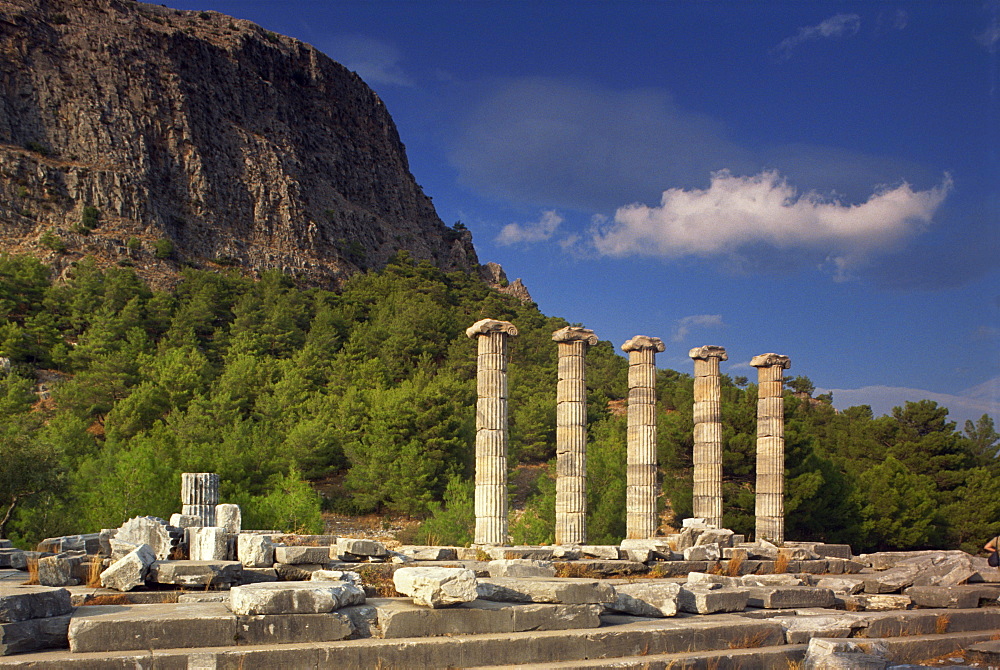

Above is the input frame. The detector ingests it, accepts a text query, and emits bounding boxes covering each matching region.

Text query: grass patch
[357,566,399,597]
[773,551,790,574]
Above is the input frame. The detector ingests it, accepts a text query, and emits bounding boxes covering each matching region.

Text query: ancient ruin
[552,326,598,546]
[689,345,728,528]
[621,336,666,540]
[752,353,792,544]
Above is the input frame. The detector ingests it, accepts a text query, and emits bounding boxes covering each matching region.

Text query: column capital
[467,318,518,339]
[621,335,665,354]
[750,353,791,369]
[689,345,728,361]
[552,326,598,345]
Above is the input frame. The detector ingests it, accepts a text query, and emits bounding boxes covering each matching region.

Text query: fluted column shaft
[181,472,219,526]
[690,345,727,528]
[467,319,518,546]
[622,336,665,539]
[553,327,598,545]
[751,353,791,544]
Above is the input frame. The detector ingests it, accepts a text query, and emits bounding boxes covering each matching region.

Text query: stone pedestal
[751,353,791,544]
[467,319,518,546]
[689,345,727,528]
[552,326,598,545]
[181,473,219,526]
[621,336,665,539]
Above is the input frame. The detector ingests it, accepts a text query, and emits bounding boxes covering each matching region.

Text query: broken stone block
[392,567,478,608]
[551,545,582,560]
[744,585,835,609]
[37,554,84,587]
[677,584,748,614]
[0,585,72,622]
[851,594,912,611]
[109,539,139,562]
[683,543,721,561]
[10,550,53,570]
[98,529,116,556]
[114,516,182,560]
[100,544,156,592]
[802,638,888,670]
[904,585,994,609]
[0,540,10,549]
[396,546,458,561]
[608,582,681,617]
[695,529,735,548]
[336,538,388,560]
[36,534,100,554]
[476,577,616,605]
[229,581,365,615]
[743,574,807,587]
[579,545,620,560]
[773,614,859,644]
[0,614,71,656]
[189,526,229,561]
[275,545,332,565]
[310,570,362,585]
[487,559,556,578]
[169,514,202,529]
[239,568,278,584]
[215,504,242,533]
[816,576,866,594]
[237,534,274,568]
[738,540,780,560]
[274,562,328,581]
[0,549,19,569]
[483,546,555,561]
[863,565,920,593]
[147,560,242,588]
[686,572,742,587]
[619,538,671,560]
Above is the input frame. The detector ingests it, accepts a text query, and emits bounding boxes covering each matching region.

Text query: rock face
[0,0,480,287]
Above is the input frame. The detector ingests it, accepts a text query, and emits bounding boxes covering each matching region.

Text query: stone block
[169,513,202,529]
[229,581,365,615]
[695,529,734,548]
[276,545,334,565]
[0,613,70,656]
[0,540,9,549]
[336,538,388,560]
[684,543,721,561]
[148,560,242,587]
[477,577,616,604]
[114,516,181,560]
[579,545,621,560]
[0,549,19,569]
[36,533,101,554]
[0,585,72,622]
[484,546,555,561]
[310,569,362,585]
[551,545,582,560]
[189,526,230,561]
[274,562,329,581]
[815,577,866,594]
[10,550,53,570]
[238,533,274,568]
[237,611,353,645]
[215,504,242,533]
[393,567,478,608]
[240,568,279,584]
[744,585,835,609]
[812,544,853,560]
[904,585,995,609]
[851,594,912,611]
[37,554,83,587]
[109,539,139,562]
[772,614,858,644]
[341,603,380,638]
[677,584,749,614]
[396,546,458,561]
[863,565,920,593]
[488,559,556,578]
[69,603,236,652]
[619,538,671,559]
[608,582,681,617]
[100,544,156,592]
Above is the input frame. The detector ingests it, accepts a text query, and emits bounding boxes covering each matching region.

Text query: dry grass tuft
[727,552,745,577]
[358,566,400,597]
[773,551,790,574]
[475,548,491,562]
[554,563,604,579]
[728,629,775,649]
[935,614,950,634]
[82,593,132,606]
[86,558,104,588]
[23,557,39,585]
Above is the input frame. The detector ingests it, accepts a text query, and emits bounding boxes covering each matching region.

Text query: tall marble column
[689,345,727,528]
[181,472,219,527]
[467,318,519,546]
[621,335,665,539]
[751,353,791,544]
[553,326,598,545]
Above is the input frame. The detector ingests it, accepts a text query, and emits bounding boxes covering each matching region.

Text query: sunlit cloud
[325,35,414,87]
[672,314,725,343]
[771,13,861,61]
[591,170,952,279]
[496,210,563,246]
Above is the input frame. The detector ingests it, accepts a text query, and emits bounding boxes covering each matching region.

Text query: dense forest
[0,253,996,554]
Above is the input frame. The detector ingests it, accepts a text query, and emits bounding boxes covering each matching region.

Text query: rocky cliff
[0,0,482,287]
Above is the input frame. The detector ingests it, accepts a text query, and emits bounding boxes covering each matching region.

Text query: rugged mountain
[0,0,483,288]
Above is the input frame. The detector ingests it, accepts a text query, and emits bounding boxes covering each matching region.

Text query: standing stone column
[689,345,727,528]
[621,336,665,539]
[181,472,219,526]
[751,353,791,544]
[553,326,598,546]
[467,319,519,546]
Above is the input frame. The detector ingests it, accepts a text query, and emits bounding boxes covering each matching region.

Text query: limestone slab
[743,585,835,609]
[237,534,274,568]
[487,559,556,578]
[396,546,458,561]
[677,584,749,614]
[0,613,70,656]
[189,526,230,561]
[100,544,156,592]
[771,614,859,644]
[229,580,365,615]
[68,602,237,652]
[147,560,242,587]
[36,555,83,587]
[484,546,555,561]
[237,611,353,645]
[393,567,478,608]
[336,538,388,559]
[476,577,615,604]
[608,582,681,617]
[904,585,995,609]
[274,545,332,565]
[0,585,72,623]
[310,569,362,585]
[240,567,278,584]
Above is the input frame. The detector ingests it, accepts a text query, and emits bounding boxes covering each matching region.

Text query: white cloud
[772,13,861,61]
[591,170,952,278]
[977,21,1000,52]
[325,36,413,87]
[496,210,563,246]
[672,314,725,343]
[817,377,999,427]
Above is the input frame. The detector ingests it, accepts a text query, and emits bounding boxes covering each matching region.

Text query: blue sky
[171,0,999,425]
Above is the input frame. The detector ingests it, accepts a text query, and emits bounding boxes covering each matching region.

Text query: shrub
[24,141,51,157]
[126,237,141,253]
[81,206,100,230]
[154,238,175,260]
[38,230,67,253]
